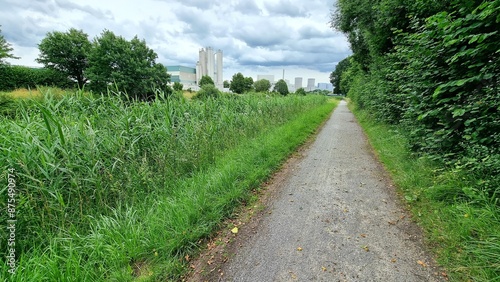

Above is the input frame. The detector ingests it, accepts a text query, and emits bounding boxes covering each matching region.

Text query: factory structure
[167,47,223,90]
[166,47,334,92]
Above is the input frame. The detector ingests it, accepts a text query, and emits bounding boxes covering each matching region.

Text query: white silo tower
[295,77,303,90]
[215,49,223,87]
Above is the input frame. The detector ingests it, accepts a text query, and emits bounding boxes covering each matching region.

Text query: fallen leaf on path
[290,272,297,279]
[417,260,427,267]
[231,227,238,234]
[321,266,327,272]
[362,245,369,252]
[297,247,303,251]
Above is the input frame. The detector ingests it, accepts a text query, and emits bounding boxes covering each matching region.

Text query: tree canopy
[330,56,351,94]
[86,30,170,100]
[0,27,18,65]
[274,79,289,96]
[199,75,215,87]
[331,0,500,219]
[37,28,91,88]
[254,79,271,92]
[229,72,253,94]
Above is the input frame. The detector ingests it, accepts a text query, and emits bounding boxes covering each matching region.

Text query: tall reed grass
[0,88,335,280]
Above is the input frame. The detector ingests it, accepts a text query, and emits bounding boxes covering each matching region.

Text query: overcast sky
[0,0,351,83]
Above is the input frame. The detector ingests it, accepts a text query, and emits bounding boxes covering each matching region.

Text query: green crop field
[0,88,338,280]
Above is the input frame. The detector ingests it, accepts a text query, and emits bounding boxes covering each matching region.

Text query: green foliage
[0,90,331,279]
[253,78,271,92]
[86,30,170,100]
[295,87,306,96]
[193,84,220,99]
[173,81,183,91]
[223,80,230,88]
[335,1,500,280]
[0,65,72,91]
[0,26,18,64]
[330,56,351,94]
[198,75,215,87]
[274,79,289,96]
[37,28,91,88]
[229,73,254,94]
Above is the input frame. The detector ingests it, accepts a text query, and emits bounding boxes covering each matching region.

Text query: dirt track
[189,101,443,282]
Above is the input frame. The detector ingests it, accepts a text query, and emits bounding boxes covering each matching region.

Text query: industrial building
[307,78,316,91]
[196,47,223,88]
[257,75,275,84]
[166,66,197,88]
[317,83,334,91]
[295,77,303,90]
[166,47,223,90]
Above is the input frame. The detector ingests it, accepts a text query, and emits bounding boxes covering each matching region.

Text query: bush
[0,65,73,91]
[194,84,220,100]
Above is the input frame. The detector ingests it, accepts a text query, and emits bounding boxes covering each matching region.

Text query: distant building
[307,78,316,91]
[196,47,223,88]
[295,77,303,90]
[257,75,275,84]
[317,83,334,91]
[166,66,197,88]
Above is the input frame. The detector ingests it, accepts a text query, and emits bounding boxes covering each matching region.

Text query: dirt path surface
[190,101,443,282]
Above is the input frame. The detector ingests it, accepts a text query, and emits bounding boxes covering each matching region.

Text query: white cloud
[1,0,351,83]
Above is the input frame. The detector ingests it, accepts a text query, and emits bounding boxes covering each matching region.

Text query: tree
[229,72,246,94]
[173,81,183,91]
[37,28,91,88]
[86,30,170,100]
[244,76,254,92]
[199,75,214,87]
[223,80,230,88]
[254,79,271,92]
[330,56,351,94]
[230,72,254,94]
[295,87,306,96]
[0,26,18,65]
[274,79,289,96]
[194,84,220,100]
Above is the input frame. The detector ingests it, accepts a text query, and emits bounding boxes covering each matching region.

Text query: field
[0,88,338,280]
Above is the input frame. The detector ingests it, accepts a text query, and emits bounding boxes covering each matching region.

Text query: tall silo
[216,49,223,87]
[295,77,303,90]
[198,48,207,77]
[206,47,215,81]
[307,78,315,91]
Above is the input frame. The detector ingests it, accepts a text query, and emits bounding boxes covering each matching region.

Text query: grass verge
[350,103,500,281]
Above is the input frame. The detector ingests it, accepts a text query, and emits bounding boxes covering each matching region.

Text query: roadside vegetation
[0,87,337,280]
[332,0,499,280]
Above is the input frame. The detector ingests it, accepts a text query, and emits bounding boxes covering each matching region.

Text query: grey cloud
[233,0,262,15]
[54,0,113,19]
[264,0,306,17]
[233,25,287,48]
[154,0,213,10]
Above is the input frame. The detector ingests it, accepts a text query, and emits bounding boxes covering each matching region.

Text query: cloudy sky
[1,0,351,84]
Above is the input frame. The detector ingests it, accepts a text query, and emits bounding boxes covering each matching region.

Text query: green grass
[350,103,500,281]
[0,88,338,280]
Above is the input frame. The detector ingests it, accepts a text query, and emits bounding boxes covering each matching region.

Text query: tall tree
[254,79,271,92]
[86,30,170,100]
[274,79,289,96]
[229,72,246,94]
[0,26,18,65]
[330,56,351,94]
[37,28,91,88]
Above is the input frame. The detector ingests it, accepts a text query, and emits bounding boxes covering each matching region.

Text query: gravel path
[219,101,443,282]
